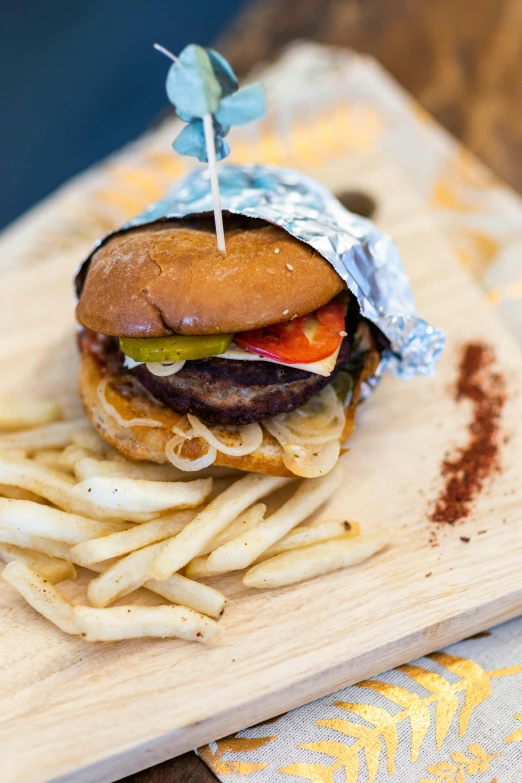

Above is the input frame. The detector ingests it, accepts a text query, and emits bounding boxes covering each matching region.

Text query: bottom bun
[79,343,379,477]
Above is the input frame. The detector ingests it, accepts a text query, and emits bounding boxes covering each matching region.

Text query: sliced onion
[165,433,217,471]
[265,418,338,449]
[265,387,345,447]
[97,378,164,429]
[187,414,263,457]
[146,360,186,377]
[281,440,340,478]
[263,386,345,477]
[171,415,193,438]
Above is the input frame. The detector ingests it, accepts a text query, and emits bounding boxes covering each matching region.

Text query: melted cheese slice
[123,344,341,377]
[218,344,341,376]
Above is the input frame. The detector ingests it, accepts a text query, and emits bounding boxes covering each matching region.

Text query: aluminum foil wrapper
[80,164,445,382]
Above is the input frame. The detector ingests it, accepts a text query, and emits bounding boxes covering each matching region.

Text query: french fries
[2,562,223,643]
[0,448,27,461]
[78,558,227,619]
[71,510,196,565]
[34,449,74,474]
[69,429,117,456]
[74,605,224,643]
[0,528,72,560]
[184,556,216,580]
[0,498,129,543]
[200,503,266,556]
[73,476,212,514]
[0,410,391,646]
[58,445,90,472]
[186,515,359,578]
[87,540,227,614]
[206,463,343,573]
[143,573,227,618]
[0,459,155,522]
[0,483,45,503]
[88,541,174,607]
[2,562,77,634]
[0,419,91,451]
[0,543,76,583]
[151,473,292,580]
[256,518,361,561]
[244,530,390,588]
[74,455,240,483]
[0,399,62,431]
[185,504,268,576]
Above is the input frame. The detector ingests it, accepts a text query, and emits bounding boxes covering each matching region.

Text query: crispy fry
[33,449,73,474]
[58,445,90,471]
[244,530,390,588]
[207,464,343,573]
[185,504,267,578]
[0,399,62,431]
[184,556,216,580]
[151,473,292,580]
[86,540,230,617]
[3,562,224,642]
[0,543,76,583]
[75,456,183,482]
[88,541,169,607]
[2,562,77,634]
[71,510,196,565]
[75,553,227,618]
[69,428,117,456]
[0,448,27,461]
[74,456,240,483]
[0,419,90,451]
[0,498,129,543]
[200,503,266,556]
[0,528,71,560]
[74,604,224,643]
[257,518,360,561]
[144,574,227,618]
[73,476,212,514]
[0,483,46,503]
[0,458,154,521]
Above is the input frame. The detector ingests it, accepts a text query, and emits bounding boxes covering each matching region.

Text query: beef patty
[81,331,351,425]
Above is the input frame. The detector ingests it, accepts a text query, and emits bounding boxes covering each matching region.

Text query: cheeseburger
[76,214,382,477]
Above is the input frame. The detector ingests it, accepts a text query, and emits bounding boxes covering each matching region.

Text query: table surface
[119,753,216,782]
[219,0,522,197]
[106,3,522,780]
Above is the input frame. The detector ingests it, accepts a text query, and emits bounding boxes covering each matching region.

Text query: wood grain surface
[2,150,522,783]
[219,0,522,195]
[118,753,216,783]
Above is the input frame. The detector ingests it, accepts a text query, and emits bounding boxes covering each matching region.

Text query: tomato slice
[235,301,346,364]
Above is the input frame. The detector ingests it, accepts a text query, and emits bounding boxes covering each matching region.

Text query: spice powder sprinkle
[429,341,506,526]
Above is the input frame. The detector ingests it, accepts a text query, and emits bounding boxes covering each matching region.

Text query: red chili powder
[429,342,506,526]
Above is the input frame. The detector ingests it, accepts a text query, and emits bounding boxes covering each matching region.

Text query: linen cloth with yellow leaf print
[198,626,522,781]
[193,43,522,783]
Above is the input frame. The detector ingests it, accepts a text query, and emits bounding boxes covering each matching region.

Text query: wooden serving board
[1,150,522,783]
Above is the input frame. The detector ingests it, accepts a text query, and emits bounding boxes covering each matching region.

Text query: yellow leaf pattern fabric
[198,631,522,780]
[358,679,431,760]
[505,715,522,745]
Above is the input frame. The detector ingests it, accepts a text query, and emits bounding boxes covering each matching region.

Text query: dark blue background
[0,0,245,230]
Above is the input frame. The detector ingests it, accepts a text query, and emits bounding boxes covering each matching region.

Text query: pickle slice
[120,333,234,363]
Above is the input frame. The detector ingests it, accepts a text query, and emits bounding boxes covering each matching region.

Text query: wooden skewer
[203,113,226,256]
[154,43,226,256]
[153,43,178,63]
